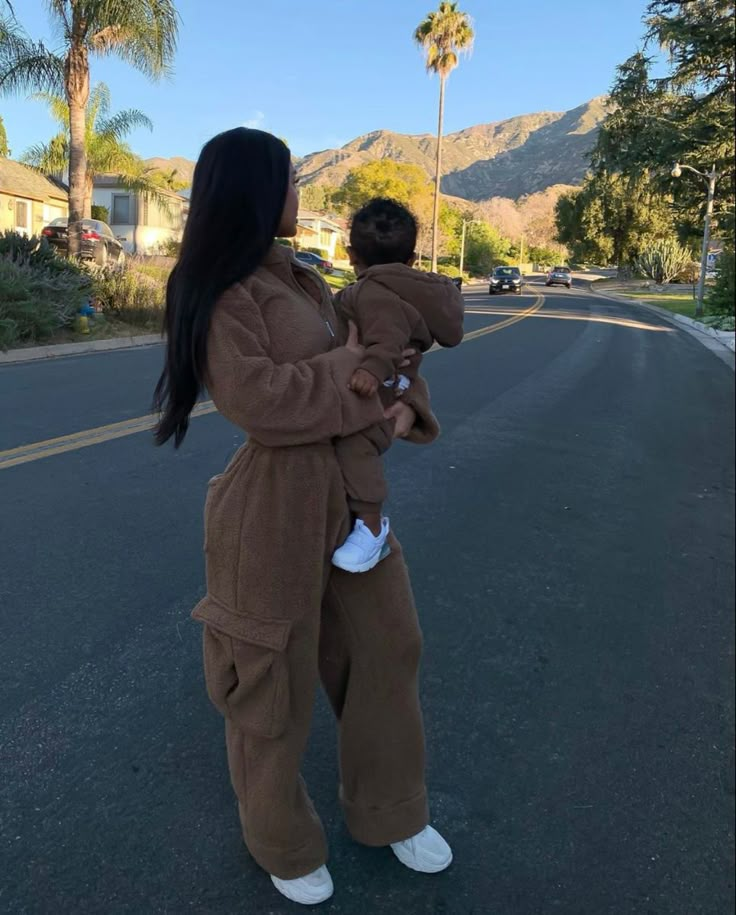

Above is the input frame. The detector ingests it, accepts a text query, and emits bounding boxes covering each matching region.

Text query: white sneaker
[391,825,453,873]
[270,865,334,905]
[332,517,391,573]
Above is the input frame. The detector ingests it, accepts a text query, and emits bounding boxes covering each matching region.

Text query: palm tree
[0,1,177,256]
[414,2,474,270]
[23,83,174,217]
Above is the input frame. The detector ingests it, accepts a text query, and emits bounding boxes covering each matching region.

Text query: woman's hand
[384,400,417,439]
[400,347,416,369]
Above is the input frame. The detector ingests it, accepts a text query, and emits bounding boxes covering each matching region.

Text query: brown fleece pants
[334,418,394,515]
[199,536,428,880]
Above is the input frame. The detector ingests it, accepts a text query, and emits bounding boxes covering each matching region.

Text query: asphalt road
[1,282,734,915]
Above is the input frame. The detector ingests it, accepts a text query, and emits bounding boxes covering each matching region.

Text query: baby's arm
[352,280,415,387]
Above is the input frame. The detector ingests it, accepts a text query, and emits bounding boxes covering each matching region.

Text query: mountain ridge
[145,97,607,204]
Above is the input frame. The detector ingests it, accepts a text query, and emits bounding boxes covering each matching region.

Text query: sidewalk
[0,333,162,365]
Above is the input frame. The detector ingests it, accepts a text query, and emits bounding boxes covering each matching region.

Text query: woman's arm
[207,286,385,447]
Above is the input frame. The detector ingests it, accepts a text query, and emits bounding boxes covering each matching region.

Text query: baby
[332,197,464,572]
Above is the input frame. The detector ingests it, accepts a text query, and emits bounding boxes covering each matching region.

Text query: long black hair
[153,128,291,447]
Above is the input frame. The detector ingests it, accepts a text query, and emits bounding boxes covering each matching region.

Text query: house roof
[0,159,68,203]
[94,174,189,202]
[297,209,344,232]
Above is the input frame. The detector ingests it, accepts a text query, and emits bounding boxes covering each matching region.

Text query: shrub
[636,238,693,285]
[0,230,86,279]
[91,205,109,223]
[85,262,165,330]
[674,260,700,285]
[0,231,91,349]
[706,249,735,316]
[130,258,172,285]
[0,257,89,349]
[334,240,349,261]
[156,237,181,258]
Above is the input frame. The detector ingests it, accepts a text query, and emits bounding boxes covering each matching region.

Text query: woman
[153,128,452,907]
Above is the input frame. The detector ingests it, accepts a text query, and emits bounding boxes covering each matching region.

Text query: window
[111,195,131,225]
[15,200,31,233]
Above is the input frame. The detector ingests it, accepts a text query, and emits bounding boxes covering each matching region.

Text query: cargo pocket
[193,597,292,739]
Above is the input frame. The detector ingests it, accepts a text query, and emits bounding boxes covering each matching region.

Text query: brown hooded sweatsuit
[191,244,441,880]
[334,265,464,514]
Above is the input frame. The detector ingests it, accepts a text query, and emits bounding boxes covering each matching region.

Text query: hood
[356,263,464,347]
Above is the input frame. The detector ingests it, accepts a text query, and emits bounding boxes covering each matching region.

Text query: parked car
[489,266,523,295]
[295,250,334,274]
[546,266,572,288]
[41,217,126,267]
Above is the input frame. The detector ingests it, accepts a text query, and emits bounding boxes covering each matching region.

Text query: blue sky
[2,0,657,163]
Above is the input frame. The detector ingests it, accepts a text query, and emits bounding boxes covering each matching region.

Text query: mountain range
[145,97,607,207]
[295,97,607,201]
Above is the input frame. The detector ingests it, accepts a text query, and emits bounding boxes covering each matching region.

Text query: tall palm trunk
[65,38,90,257]
[431,74,446,271]
[84,177,94,219]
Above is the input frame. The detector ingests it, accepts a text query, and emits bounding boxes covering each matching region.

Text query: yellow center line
[0,294,543,471]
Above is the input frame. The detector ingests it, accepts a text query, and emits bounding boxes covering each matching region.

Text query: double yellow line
[0,294,543,471]
[0,401,219,471]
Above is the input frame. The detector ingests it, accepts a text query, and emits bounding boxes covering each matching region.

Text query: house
[0,159,68,236]
[296,209,346,261]
[92,176,189,255]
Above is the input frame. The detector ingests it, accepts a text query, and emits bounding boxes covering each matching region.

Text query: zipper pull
[325,320,335,337]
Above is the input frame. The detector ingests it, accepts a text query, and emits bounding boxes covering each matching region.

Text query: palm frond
[96,107,152,142]
[21,133,68,173]
[88,81,112,126]
[413,1,474,77]
[30,90,69,126]
[0,21,64,96]
[87,0,179,80]
[115,169,177,220]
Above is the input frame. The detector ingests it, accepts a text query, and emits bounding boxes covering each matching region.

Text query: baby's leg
[335,420,393,532]
[333,421,394,572]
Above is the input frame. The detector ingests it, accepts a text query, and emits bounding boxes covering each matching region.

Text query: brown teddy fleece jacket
[335,264,465,383]
[194,243,440,626]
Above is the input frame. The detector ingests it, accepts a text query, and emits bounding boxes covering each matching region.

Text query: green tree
[334,160,433,214]
[593,1,735,243]
[463,222,510,275]
[0,1,178,256]
[414,1,474,271]
[334,160,434,254]
[706,248,735,314]
[299,183,338,213]
[23,84,169,217]
[555,171,677,267]
[0,112,7,155]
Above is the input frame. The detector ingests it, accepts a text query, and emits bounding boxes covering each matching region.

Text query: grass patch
[131,262,171,285]
[620,291,698,319]
[324,272,355,291]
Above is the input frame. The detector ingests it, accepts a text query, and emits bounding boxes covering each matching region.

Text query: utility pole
[459,220,467,275]
[519,234,525,271]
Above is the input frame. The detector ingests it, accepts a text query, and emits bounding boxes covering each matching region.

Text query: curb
[590,285,735,367]
[0,334,162,366]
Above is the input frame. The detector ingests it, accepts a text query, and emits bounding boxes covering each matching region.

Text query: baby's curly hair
[349,198,418,267]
